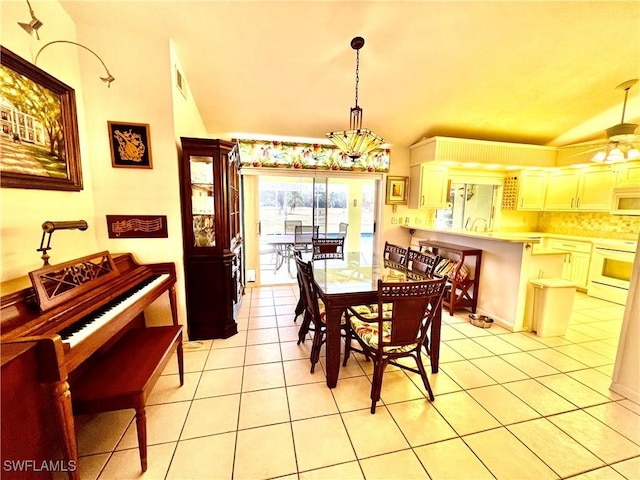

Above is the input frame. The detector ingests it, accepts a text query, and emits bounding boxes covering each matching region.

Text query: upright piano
[0,251,179,480]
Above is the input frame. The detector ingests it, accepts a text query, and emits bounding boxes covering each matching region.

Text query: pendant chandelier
[326,36,385,159]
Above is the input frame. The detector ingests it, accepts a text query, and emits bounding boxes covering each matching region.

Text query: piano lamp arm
[38,220,88,266]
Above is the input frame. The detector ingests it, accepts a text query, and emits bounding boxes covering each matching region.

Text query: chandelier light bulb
[606,147,624,163]
[626,147,640,160]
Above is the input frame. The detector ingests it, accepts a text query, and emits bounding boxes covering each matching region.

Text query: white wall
[1,1,99,281]
[610,237,640,402]
[1,2,192,330]
[74,23,186,327]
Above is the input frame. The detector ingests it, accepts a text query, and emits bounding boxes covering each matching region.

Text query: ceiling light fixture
[591,79,638,164]
[18,0,43,40]
[326,36,385,159]
[35,40,115,87]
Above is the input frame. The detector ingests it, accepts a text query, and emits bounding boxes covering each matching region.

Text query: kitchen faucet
[470,218,488,232]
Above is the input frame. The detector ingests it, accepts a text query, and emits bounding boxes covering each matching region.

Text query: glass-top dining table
[299,253,444,389]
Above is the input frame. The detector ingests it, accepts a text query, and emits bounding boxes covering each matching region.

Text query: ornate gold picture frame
[385,176,409,205]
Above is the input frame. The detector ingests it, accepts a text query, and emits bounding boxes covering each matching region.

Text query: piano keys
[0,251,179,480]
[59,273,169,349]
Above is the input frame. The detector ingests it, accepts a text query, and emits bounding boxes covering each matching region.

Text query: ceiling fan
[587,78,640,163]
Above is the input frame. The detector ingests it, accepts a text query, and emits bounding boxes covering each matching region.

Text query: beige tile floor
[68,289,640,480]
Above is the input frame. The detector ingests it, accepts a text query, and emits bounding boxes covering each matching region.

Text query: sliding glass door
[257,174,377,284]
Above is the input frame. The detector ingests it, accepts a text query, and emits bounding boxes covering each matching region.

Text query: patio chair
[293,225,319,253]
[284,220,302,233]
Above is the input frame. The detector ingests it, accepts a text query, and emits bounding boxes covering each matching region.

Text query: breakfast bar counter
[403,226,565,331]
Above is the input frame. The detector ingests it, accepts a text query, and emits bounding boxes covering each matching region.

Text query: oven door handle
[594,247,636,261]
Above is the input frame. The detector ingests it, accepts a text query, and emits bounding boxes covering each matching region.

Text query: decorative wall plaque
[106,215,168,238]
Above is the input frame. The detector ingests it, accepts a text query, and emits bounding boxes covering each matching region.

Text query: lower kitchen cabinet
[549,239,592,289]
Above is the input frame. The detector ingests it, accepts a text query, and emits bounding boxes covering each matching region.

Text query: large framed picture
[0,46,83,191]
[385,176,409,205]
[108,121,153,169]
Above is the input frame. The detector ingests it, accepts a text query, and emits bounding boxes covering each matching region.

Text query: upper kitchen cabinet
[545,165,615,211]
[503,170,547,211]
[178,137,244,340]
[615,160,640,187]
[408,163,449,209]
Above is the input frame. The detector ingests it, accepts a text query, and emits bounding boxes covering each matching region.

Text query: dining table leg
[324,304,343,388]
[429,301,442,373]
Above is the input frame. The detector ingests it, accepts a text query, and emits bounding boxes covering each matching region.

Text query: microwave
[611,186,640,215]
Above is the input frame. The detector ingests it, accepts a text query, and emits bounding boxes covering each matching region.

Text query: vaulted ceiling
[60,1,640,150]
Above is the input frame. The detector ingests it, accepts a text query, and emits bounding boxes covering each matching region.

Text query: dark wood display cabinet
[178,137,244,339]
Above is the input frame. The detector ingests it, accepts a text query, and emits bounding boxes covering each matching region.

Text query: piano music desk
[71,325,184,473]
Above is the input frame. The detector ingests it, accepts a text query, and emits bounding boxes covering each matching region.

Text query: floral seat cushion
[350,317,417,353]
[349,303,393,316]
[316,298,347,325]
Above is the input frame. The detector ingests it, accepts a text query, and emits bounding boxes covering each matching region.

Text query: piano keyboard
[60,273,169,348]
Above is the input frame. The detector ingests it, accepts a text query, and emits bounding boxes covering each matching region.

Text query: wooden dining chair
[383,241,408,271]
[312,236,345,260]
[406,248,441,279]
[343,277,447,413]
[294,254,349,373]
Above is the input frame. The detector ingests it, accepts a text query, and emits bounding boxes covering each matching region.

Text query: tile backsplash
[538,212,640,240]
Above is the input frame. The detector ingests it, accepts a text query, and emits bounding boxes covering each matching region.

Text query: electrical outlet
[391,217,397,225]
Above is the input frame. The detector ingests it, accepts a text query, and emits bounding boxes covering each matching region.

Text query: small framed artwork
[108,121,153,168]
[106,215,168,238]
[385,176,409,205]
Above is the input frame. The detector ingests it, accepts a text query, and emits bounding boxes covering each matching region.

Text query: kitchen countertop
[401,225,639,251]
[401,225,543,243]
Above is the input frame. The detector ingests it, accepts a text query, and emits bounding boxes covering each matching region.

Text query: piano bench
[71,325,184,473]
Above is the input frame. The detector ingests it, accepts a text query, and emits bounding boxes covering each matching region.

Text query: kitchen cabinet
[408,163,449,209]
[516,170,547,210]
[545,165,615,211]
[178,137,244,340]
[615,160,640,187]
[548,238,592,289]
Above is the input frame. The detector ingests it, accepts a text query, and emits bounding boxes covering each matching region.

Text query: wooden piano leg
[177,335,185,386]
[135,404,148,472]
[46,379,80,480]
[169,285,179,326]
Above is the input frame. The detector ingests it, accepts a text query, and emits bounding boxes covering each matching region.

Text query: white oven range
[588,239,637,305]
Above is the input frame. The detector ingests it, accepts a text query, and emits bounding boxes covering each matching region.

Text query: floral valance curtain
[237,139,390,173]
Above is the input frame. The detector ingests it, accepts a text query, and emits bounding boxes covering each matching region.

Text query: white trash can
[529,278,577,337]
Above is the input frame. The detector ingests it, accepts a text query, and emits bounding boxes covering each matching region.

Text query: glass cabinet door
[190,155,215,247]
[228,147,241,244]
